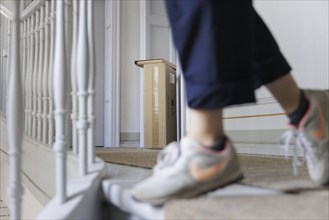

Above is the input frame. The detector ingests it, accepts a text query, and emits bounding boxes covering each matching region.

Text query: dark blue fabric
[165,0,291,109]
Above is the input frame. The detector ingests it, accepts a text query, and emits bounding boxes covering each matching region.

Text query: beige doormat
[95,147,327,192]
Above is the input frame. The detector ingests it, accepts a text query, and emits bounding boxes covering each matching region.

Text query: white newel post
[71,0,79,154]
[37,5,45,142]
[7,1,24,219]
[53,0,67,204]
[77,0,89,176]
[48,0,55,147]
[87,0,95,165]
[42,0,51,144]
[32,10,40,139]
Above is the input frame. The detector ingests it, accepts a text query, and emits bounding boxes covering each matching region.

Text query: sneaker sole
[134,171,244,205]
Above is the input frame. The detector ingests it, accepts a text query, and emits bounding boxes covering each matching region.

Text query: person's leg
[252,9,328,185]
[187,109,224,146]
[266,74,301,114]
[132,0,252,204]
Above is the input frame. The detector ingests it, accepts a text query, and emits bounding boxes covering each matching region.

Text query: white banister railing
[21,20,26,89]
[53,0,67,204]
[20,0,43,20]
[27,15,34,137]
[5,21,11,114]
[76,0,89,176]
[87,0,95,165]
[7,1,24,219]
[42,0,50,144]
[24,17,29,134]
[36,5,45,142]
[31,9,39,139]
[64,0,72,149]
[0,3,13,20]
[71,0,78,155]
[20,20,25,126]
[2,0,98,216]
[48,0,55,147]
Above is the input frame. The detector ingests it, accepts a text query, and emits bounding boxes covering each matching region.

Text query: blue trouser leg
[165,0,291,108]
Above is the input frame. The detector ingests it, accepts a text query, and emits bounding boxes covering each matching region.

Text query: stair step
[101,163,281,220]
[102,163,164,220]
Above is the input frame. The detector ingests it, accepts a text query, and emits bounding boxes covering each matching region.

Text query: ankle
[186,133,226,147]
[288,90,310,127]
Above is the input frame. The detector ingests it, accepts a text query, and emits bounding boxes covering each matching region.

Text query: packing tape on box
[153,65,159,146]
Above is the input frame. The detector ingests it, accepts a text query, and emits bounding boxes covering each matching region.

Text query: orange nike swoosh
[312,105,326,140]
[191,155,232,182]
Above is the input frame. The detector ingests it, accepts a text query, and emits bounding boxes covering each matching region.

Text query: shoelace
[153,142,181,173]
[280,129,315,176]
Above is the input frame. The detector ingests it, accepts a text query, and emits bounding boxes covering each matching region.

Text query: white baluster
[7,1,24,219]
[77,0,89,176]
[22,20,28,133]
[48,0,55,147]
[37,5,45,141]
[71,0,79,154]
[21,21,25,87]
[32,10,40,139]
[5,21,11,113]
[64,0,72,149]
[20,22,23,73]
[27,15,35,137]
[42,0,51,144]
[87,0,95,165]
[53,0,67,204]
[24,18,30,134]
[20,0,25,12]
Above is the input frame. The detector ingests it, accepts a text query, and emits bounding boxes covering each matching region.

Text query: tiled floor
[0,200,9,220]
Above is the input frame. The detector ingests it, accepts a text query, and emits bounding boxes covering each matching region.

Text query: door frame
[104,0,121,147]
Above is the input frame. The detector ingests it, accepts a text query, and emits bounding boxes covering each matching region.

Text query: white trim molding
[139,0,147,147]
[104,0,121,147]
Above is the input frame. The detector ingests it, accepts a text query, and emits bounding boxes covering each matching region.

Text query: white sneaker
[281,90,329,185]
[131,137,243,205]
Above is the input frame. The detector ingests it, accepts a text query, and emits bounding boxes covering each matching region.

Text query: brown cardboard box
[135,59,177,149]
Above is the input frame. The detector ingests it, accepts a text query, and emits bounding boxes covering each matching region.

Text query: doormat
[96,147,327,192]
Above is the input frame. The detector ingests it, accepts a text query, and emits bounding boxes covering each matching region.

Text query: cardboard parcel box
[135,59,177,149]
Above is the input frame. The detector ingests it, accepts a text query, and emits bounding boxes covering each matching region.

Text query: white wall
[254,0,328,90]
[223,1,329,133]
[120,1,140,135]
